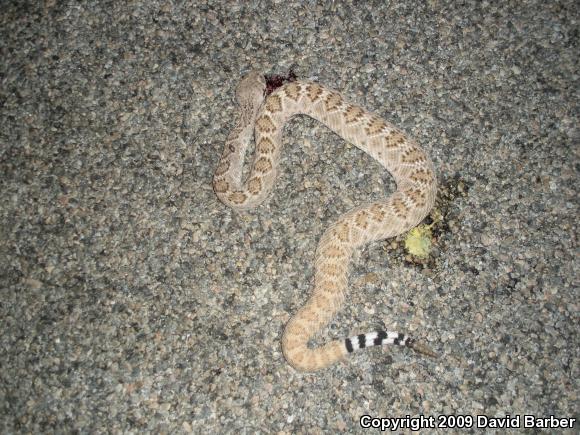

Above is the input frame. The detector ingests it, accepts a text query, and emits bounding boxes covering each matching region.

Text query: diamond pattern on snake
[213,71,438,371]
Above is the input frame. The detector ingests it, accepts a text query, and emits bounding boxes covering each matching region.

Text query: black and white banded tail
[344,330,438,358]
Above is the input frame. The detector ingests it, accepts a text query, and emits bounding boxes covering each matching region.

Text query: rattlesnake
[213,71,438,371]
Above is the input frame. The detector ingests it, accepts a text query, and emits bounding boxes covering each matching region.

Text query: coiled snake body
[213,71,437,371]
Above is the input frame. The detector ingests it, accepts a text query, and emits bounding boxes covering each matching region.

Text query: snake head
[236,70,267,107]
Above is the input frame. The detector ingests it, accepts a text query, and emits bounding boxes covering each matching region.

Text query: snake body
[213,71,437,371]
